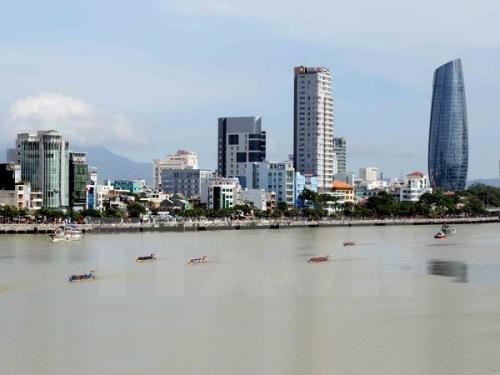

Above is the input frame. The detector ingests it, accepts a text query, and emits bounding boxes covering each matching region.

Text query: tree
[127,202,147,218]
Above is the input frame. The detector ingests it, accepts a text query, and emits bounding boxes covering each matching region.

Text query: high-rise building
[333,137,347,176]
[69,152,89,211]
[359,167,379,182]
[12,130,69,209]
[217,117,266,178]
[293,66,335,190]
[428,58,468,191]
[153,150,198,190]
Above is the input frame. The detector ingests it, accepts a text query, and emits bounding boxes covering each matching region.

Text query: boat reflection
[427,259,468,283]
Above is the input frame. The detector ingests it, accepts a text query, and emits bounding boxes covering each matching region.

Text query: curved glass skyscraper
[428,58,468,191]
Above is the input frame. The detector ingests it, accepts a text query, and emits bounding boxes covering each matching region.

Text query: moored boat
[188,256,208,265]
[135,253,157,262]
[308,255,330,263]
[50,224,82,242]
[343,241,356,246]
[68,270,95,282]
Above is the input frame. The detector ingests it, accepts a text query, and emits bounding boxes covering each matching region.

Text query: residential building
[428,58,468,191]
[294,172,319,207]
[161,169,214,198]
[244,161,295,206]
[293,66,335,190]
[333,137,347,176]
[153,150,198,189]
[217,117,266,178]
[201,177,241,210]
[69,152,88,211]
[241,189,267,211]
[89,167,98,185]
[359,167,379,182]
[114,179,146,194]
[329,181,355,205]
[0,163,31,209]
[11,130,69,209]
[400,171,432,202]
[85,185,97,210]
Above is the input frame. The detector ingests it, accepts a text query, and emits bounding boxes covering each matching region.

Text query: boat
[434,232,446,239]
[135,253,157,262]
[343,241,356,246]
[68,270,95,282]
[308,255,330,263]
[50,224,82,242]
[188,256,208,265]
[441,224,457,235]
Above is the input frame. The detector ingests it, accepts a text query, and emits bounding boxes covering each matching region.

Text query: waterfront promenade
[0,216,498,235]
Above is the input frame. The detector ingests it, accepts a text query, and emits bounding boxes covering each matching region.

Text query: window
[228,135,239,145]
[237,153,247,163]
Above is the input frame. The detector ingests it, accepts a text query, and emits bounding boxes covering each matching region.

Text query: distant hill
[78,146,151,184]
[467,178,500,188]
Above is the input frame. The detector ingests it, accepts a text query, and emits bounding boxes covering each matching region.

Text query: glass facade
[69,152,89,210]
[428,59,468,191]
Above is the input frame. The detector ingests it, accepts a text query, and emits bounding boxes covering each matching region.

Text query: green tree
[127,202,147,218]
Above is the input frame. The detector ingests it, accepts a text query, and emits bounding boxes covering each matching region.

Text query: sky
[0,0,499,179]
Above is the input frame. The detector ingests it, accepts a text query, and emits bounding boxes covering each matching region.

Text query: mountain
[467,178,500,188]
[79,146,151,184]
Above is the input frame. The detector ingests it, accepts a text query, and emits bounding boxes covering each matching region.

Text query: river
[1,223,500,374]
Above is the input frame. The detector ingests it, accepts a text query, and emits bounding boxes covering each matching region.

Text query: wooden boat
[308,255,330,263]
[188,256,208,265]
[135,253,157,262]
[69,270,95,282]
[343,241,355,246]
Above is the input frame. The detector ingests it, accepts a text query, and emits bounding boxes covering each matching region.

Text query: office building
[11,130,69,209]
[69,152,88,211]
[153,150,198,189]
[293,66,335,190]
[161,169,214,198]
[244,161,295,206]
[114,179,146,194]
[359,167,379,182]
[333,137,347,176]
[201,177,242,210]
[428,58,468,191]
[217,117,266,178]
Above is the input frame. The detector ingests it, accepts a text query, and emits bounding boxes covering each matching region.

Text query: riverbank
[0,216,498,235]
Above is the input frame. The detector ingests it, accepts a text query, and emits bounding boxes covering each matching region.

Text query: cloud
[2,93,148,150]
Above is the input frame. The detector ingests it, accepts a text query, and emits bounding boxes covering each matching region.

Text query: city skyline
[0,1,499,179]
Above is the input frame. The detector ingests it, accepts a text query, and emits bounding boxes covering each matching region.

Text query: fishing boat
[188,256,208,265]
[50,224,82,242]
[135,253,157,262]
[68,270,95,282]
[308,255,330,263]
[343,241,356,246]
[434,232,446,239]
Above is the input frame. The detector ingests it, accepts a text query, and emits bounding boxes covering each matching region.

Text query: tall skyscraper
[293,66,334,190]
[69,152,89,211]
[217,116,266,178]
[12,130,69,209]
[333,137,347,176]
[428,58,468,191]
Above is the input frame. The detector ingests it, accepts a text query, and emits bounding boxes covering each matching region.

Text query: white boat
[441,224,457,235]
[50,225,82,242]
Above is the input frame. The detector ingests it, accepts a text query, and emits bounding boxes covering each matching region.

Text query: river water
[1,223,500,374]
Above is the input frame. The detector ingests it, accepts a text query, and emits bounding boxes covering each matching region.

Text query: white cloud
[2,93,147,150]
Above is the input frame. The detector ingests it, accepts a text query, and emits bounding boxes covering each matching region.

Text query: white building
[153,150,198,189]
[359,166,379,182]
[201,177,241,210]
[241,188,267,211]
[161,169,214,198]
[217,117,266,178]
[400,171,432,202]
[293,66,335,190]
[244,161,295,206]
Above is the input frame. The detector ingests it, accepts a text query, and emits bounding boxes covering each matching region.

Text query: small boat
[135,253,157,262]
[68,270,95,282]
[188,256,208,265]
[441,224,457,235]
[343,241,356,246]
[308,255,330,263]
[434,232,446,239]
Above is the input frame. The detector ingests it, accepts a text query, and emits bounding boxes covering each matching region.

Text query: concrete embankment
[0,216,498,235]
